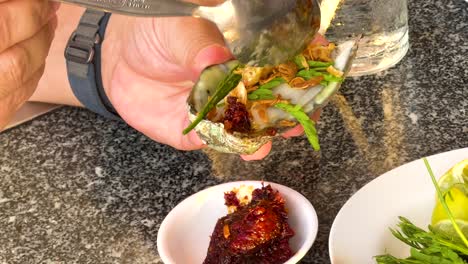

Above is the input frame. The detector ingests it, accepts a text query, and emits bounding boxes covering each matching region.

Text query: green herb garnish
[250,89,274,96]
[296,69,342,84]
[323,74,344,83]
[258,77,286,90]
[183,66,242,135]
[375,217,468,263]
[274,103,320,151]
[249,94,276,100]
[311,66,329,71]
[294,54,308,69]
[248,77,285,101]
[297,69,324,80]
[248,90,276,100]
[308,60,333,68]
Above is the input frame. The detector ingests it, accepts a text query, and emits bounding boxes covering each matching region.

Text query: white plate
[157,181,318,264]
[329,147,468,264]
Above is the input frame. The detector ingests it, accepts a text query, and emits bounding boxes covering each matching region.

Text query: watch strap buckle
[65,28,101,64]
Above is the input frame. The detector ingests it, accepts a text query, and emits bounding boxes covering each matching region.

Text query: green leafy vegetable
[375,254,423,264]
[183,66,242,135]
[274,103,320,151]
[409,247,465,264]
[375,217,468,263]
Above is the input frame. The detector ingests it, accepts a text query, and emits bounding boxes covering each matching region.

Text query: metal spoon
[57,0,321,66]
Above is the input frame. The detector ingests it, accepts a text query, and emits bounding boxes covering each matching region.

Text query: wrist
[64,10,121,120]
[101,15,132,104]
[31,5,85,106]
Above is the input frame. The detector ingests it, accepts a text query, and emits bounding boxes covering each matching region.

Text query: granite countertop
[1,0,467,263]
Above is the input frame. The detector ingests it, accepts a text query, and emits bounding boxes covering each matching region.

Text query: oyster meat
[186,38,358,154]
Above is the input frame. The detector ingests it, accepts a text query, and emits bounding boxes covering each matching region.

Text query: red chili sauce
[203,185,295,264]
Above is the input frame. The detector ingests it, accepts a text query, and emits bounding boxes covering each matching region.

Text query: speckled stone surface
[1,1,467,263]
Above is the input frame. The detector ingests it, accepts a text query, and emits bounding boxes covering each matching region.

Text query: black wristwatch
[65,9,120,120]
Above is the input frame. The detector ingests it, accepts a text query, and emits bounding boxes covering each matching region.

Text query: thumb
[157,17,233,81]
[192,43,233,79]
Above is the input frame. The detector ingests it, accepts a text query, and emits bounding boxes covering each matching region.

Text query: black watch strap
[65,9,120,120]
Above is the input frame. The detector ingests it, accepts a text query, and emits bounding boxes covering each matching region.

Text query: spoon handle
[55,0,199,17]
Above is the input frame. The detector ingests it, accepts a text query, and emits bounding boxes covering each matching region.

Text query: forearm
[30,5,84,106]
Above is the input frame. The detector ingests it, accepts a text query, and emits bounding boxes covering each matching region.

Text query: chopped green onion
[293,54,308,69]
[248,90,275,100]
[297,69,324,80]
[247,94,259,100]
[307,60,333,68]
[258,94,276,100]
[311,66,329,71]
[248,92,275,100]
[258,77,285,90]
[251,89,273,96]
[323,74,343,83]
[248,77,285,100]
[297,70,311,79]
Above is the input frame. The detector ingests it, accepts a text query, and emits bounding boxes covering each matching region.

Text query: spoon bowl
[57,0,321,66]
[197,0,321,66]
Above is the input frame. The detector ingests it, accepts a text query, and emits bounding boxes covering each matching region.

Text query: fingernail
[282,125,305,139]
[240,142,272,161]
[193,44,232,78]
[240,155,259,161]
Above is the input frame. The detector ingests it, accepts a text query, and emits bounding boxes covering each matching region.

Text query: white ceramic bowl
[329,148,468,264]
[157,181,318,264]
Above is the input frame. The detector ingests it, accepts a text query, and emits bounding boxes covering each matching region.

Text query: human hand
[0,0,59,130]
[101,15,232,151]
[101,15,322,159]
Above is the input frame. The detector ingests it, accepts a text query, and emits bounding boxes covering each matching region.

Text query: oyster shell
[187,39,359,154]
